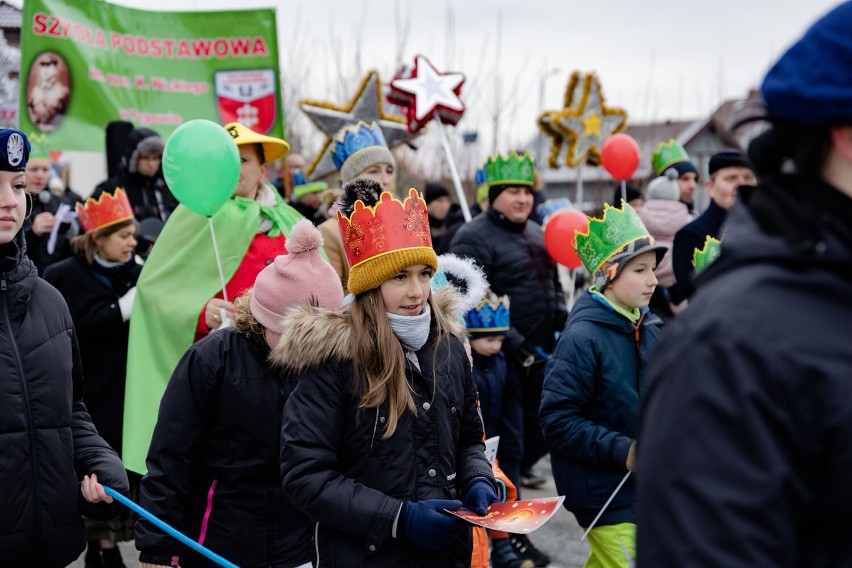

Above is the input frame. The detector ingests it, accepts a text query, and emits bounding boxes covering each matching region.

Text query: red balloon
[601,133,640,181]
[544,208,589,269]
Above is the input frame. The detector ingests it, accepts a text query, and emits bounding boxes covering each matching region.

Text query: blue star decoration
[300,70,416,180]
[539,72,627,168]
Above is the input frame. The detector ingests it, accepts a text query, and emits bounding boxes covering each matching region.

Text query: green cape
[122,188,304,474]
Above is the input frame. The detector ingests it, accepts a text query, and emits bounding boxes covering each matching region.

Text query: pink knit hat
[250,219,344,331]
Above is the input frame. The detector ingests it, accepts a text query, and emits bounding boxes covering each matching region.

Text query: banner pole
[433,116,472,222]
[580,471,631,542]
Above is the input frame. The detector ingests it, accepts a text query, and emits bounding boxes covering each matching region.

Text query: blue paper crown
[465,294,510,336]
[332,121,389,171]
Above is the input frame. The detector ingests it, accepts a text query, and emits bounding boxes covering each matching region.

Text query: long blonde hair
[348,287,448,438]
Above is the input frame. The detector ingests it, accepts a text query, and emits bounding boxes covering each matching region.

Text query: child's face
[470,335,504,357]
[604,251,658,312]
[380,263,432,316]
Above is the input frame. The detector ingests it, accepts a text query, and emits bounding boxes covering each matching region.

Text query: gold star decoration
[538,71,628,168]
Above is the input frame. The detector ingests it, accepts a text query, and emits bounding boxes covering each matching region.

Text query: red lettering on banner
[48,16,62,37]
[213,39,228,58]
[191,39,211,58]
[149,39,163,58]
[230,37,250,55]
[163,39,175,58]
[93,29,106,49]
[32,13,48,35]
[111,32,121,51]
[251,37,268,56]
[177,40,191,58]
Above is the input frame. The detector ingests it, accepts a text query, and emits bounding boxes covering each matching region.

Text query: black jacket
[44,254,141,455]
[449,208,567,356]
[93,172,178,223]
[637,178,852,567]
[671,199,727,299]
[135,329,313,568]
[0,231,128,568]
[23,190,78,275]
[278,291,495,567]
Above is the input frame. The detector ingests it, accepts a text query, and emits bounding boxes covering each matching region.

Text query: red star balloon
[390,54,466,134]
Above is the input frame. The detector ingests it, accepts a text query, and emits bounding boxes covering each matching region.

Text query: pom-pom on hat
[574,200,667,290]
[646,169,680,201]
[0,129,30,172]
[337,178,438,295]
[225,122,290,164]
[332,121,396,183]
[761,1,852,126]
[250,219,344,331]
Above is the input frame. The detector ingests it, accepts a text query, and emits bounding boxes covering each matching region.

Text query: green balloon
[162,119,240,217]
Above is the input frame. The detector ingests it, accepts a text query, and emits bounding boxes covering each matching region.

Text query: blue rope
[102,486,239,568]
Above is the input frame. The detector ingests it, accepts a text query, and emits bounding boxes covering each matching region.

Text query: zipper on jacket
[632,312,646,391]
[314,522,321,568]
[197,479,218,546]
[1,272,42,535]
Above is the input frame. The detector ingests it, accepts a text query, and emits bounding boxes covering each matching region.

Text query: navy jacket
[638,178,852,567]
[540,291,661,527]
[671,199,727,299]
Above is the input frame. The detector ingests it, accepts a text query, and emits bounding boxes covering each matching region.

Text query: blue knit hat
[0,129,30,172]
[761,1,852,126]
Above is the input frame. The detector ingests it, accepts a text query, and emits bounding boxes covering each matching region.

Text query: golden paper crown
[76,188,135,234]
[337,188,437,294]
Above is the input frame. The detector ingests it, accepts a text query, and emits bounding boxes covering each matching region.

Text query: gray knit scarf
[386,303,432,352]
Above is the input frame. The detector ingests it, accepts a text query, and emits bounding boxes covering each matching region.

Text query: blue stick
[102,486,239,568]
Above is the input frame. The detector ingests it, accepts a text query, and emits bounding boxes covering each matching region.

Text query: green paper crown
[574,201,651,275]
[651,139,689,176]
[27,131,49,160]
[485,151,535,187]
[692,236,722,273]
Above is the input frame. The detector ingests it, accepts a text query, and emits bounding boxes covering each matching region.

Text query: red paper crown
[76,188,135,234]
[337,188,432,268]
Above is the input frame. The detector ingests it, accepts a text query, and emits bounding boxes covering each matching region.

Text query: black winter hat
[423,183,450,205]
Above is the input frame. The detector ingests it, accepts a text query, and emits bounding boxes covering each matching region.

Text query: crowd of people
[1,3,851,567]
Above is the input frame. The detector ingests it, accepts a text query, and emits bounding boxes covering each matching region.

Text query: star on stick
[553,73,627,167]
[538,72,585,168]
[390,55,466,133]
[300,70,414,179]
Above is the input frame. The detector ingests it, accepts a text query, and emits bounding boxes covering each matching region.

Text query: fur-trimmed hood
[270,287,467,372]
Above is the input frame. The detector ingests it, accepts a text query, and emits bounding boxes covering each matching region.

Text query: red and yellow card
[446,496,565,534]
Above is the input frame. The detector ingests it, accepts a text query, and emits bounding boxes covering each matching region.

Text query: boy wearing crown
[540,202,666,568]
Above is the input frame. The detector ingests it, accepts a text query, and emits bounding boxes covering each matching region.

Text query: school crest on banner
[215,69,277,134]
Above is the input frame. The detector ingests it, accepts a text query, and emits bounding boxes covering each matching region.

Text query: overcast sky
[15,0,844,153]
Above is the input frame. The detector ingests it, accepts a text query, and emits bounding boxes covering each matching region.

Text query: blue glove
[400,499,466,551]
[463,478,499,516]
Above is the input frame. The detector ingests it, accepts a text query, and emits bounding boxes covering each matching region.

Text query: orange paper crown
[76,188,135,234]
[337,188,437,294]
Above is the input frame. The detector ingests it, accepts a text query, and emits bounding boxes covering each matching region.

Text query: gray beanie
[129,135,164,174]
[340,146,396,184]
[646,169,680,201]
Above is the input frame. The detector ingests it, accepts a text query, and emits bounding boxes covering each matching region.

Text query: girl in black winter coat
[136,220,343,568]
[279,180,498,567]
[44,188,142,567]
[0,129,128,567]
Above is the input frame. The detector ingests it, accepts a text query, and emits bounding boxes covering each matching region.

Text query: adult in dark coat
[638,4,852,565]
[23,152,79,275]
[92,128,178,223]
[670,149,755,300]
[0,128,128,568]
[450,156,567,491]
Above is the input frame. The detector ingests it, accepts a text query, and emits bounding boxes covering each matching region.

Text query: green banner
[19,0,282,152]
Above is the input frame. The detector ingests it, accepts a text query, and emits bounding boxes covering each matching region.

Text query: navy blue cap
[761,1,852,126]
[708,149,754,176]
[0,129,30,172]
